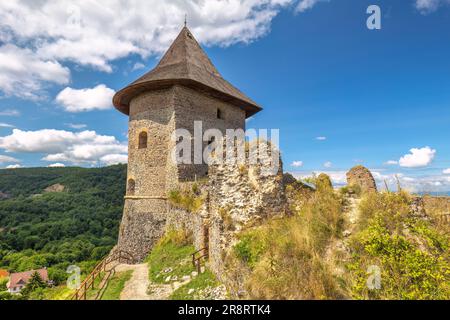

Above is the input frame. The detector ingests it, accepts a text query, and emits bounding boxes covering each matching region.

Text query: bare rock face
[410,197,427,219]
[44,184,65,193]
[284,178,315,213]
[346,166,377,193]
[282,173,298,186]
[316,173,333,192]
[207,141,288,293]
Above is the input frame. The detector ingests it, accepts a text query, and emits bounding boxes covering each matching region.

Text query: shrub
[168,189,204,213]
[233,185,346,299]
[348,191,450,300]
[0,277,8,291]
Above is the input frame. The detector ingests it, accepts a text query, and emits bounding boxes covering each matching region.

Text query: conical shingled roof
[113,27,262,118]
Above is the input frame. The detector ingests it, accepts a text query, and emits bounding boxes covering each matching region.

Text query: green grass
[147,242,195,283]
[84,273,105,300]
[101,270,133,300]
[170,270,220,300]
[146,230,196,284]
[42,286,74,300]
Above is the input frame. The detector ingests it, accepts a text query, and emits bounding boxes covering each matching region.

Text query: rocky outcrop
[44,184,65,193]
[410,197,427,219]
[346,166,377,193]
[317,173,333,192]
[283,173,298,186]
[284,175,316,212]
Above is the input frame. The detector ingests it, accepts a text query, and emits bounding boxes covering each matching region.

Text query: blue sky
[0,0,449,192]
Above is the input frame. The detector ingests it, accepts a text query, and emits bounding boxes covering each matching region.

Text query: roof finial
[184,14,187,28]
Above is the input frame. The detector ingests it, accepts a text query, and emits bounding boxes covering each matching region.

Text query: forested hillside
[0,165,126,285]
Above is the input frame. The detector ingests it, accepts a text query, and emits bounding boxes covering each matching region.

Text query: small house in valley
[6,269,49,294]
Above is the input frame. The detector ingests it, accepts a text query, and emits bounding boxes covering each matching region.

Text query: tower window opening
[138,131,148,149]
[217,109,224,120]
[127,179,136,196]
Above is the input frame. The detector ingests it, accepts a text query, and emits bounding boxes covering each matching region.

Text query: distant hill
[0,165,127,282]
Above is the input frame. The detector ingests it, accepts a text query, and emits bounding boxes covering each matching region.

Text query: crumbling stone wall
[165,205,207,251]
[410,197,427,218]
[346,165,378,193]
[283,173,315,212]
[204,142,287,289]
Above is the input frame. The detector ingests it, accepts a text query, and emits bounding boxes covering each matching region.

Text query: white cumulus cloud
[66,123,88,130]
[296,0,326,12]
[0,123,15,128]
[399,146,436,168]
[56,85,115,112]
[415,0,450,13]
[443,168,450,174]
[385,160,398,165]
[292,170,347,186]
[0,129,127,165]
[131,63,146,72]
[291,161,304,167]
[0,109,20,117]
[0,0,342,100]
[48,163,66,168]
[100,154,128,166]
[0,155,20,164]
[324,161,332,168]
[0,0,305,99]
[6,164,22,169]
[0,44,70,100]
[316,136,327,141]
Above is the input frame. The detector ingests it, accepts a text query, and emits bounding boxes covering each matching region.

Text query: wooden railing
[191,248,209,274]
[71,250,134,301]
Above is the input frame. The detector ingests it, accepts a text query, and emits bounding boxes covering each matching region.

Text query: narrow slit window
[138,131,148,149]
[217,109,223,120]
[127,179,136,196]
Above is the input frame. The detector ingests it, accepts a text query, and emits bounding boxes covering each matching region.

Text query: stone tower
[113,27,262,262]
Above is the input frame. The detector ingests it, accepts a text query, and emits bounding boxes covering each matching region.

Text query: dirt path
[117,263,152,300]
[116,263,179,300]
[325,196,361,275]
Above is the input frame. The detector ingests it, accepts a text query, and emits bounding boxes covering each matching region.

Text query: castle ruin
[112,27,281,263]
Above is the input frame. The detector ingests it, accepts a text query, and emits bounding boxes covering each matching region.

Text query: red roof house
[7,269,49,294]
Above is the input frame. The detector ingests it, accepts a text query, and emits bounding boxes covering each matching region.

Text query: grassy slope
[231,186,449,300]
[146,231,196,284]
[146,230,222,300]
[170,270,219,300]
[101,270,133,300]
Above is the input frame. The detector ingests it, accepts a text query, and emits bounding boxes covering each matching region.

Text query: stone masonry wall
[165,205,207,251]
[346,165,378,193]
[173,85,246,182]
[118,85,247,262]
[118,199,167,262]
[206,141,288,290]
